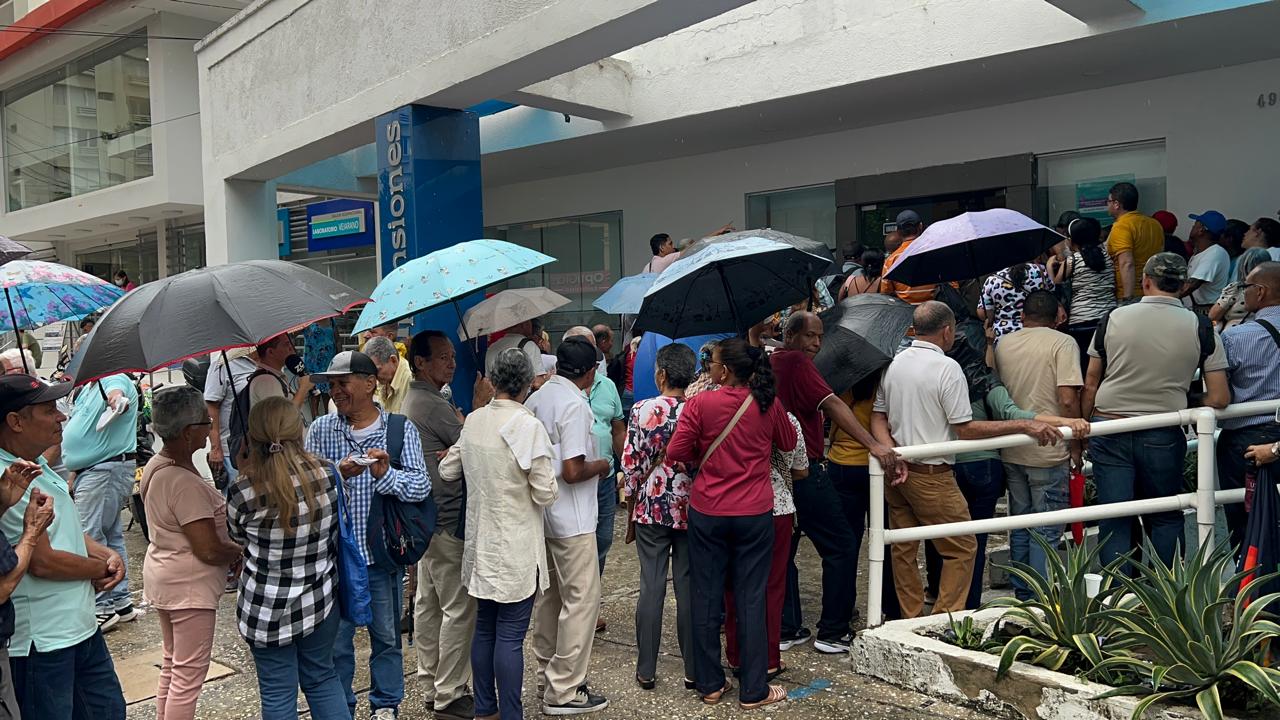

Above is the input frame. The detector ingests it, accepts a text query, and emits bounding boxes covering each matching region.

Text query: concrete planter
[850,609,1241,720]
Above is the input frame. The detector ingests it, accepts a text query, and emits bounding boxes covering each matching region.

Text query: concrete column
[203,178,278,265]
[155,222,169,278]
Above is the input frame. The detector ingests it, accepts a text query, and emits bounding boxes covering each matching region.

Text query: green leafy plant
[1092,537,1280,719]
[988,532,1135,680]
[942,612,987,651]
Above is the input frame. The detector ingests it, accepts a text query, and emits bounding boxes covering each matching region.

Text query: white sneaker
[115,606,142,623]
[371,709,396,719]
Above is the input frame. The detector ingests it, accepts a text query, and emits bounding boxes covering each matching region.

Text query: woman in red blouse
[666,337,795,711]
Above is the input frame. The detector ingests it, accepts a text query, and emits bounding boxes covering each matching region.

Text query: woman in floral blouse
[621,343,698,690]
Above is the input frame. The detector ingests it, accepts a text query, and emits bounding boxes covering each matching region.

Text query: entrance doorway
[856,188,1007,251]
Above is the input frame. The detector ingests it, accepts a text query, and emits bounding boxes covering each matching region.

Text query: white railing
[866,399,1280,627]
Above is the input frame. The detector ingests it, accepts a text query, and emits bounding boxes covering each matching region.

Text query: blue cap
[1188,210,1227,235]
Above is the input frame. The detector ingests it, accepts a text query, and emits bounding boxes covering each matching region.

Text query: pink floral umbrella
[0,260,124,373]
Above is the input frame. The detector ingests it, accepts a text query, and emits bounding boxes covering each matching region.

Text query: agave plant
[943,612,988,651]
[988,532,1134,681]
[1092,537,1280,720]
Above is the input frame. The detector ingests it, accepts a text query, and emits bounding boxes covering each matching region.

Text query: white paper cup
[1084,573,1103,598]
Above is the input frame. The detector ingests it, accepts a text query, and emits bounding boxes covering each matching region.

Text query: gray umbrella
[65,260,368,383]
[814,294,914,394]
[681,227,835,266]
[0,236,33,266]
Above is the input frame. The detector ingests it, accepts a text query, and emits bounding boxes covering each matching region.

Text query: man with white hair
[0,349,36,376]
[562,327,624,589]
[365,336,413,414]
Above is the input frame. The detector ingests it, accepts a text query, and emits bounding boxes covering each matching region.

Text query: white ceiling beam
[502,58,633,121]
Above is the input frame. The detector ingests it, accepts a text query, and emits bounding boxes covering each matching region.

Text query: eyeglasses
[1241,282,1260,291]
[705,360,725,369]
[189,419,213,427]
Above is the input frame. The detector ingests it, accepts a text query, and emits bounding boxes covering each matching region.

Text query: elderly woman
[141,386,243,720]
[437,348,558,720]
[622,343,697,690]
[1211,246,1271,329]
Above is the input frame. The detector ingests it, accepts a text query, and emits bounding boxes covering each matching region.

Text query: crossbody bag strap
[700,395,754,468]
[1255,319,1280,352]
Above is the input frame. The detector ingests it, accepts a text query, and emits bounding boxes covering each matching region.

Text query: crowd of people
[0,181,1275,719]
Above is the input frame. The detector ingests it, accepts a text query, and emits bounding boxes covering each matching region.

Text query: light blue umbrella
[592,273,657,315]
[354,239,555,334]
[0,260,124,374]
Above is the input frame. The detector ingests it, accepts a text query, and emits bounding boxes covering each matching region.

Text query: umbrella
[681,228,835,266]
[633,237,833,337]
[353,239,555,334]
[65,260,367,384]
[1239,465,1280,605]
[882,208,1064,286]
[0,260,125,374]
[456,288,570,339]
[632,331,732,403]
[592,273,657,315]
[813,294,913,394]
[0,236,33,266]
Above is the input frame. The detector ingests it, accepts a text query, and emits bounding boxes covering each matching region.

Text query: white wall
[483,56,1280,275]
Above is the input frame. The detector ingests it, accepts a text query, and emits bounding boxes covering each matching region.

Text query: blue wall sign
[305,198,375,252]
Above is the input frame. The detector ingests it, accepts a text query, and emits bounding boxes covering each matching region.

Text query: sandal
[739,684,788,710]
[635,675,656,690]
[701,681,734,705]
[767,663,787,681]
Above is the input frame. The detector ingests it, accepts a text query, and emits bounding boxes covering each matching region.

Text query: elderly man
[592,324,614,376]
[1217,262,1280,552]
[772,311,902,652]
[366,336,414,414]
[61,372,140,630]
[872,302,1061,617]
[485,319,548,391]
[525,337,612,715]
[361,322,408,359]
[0,350,35,376]
[407,330,492,720]
[0,374,127,718]
[305,351,430,720]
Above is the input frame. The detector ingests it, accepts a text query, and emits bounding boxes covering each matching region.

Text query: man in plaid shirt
[306,351,430,720]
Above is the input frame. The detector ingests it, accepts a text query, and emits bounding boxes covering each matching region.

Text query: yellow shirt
[1106,212,1165,298]
[827,393,875,467]
[375,357,413,414]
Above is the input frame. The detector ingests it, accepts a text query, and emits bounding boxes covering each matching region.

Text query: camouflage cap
[1143,252,1188,282]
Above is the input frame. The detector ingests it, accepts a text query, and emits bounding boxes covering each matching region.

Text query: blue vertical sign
[376,105,484,410]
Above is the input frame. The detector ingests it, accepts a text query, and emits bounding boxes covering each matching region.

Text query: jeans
[335,567,404,714]
[1090,423,1187,569]
[780,462,856,641]
[11,630,125,720]
[1004,462,1069,600]
[249,610,348,720]
[596,475,616,574]
[924,459,1006,610]
[689,508,772,704]
[828,462,901,622]
[472,594,535,720]
[1217,424,1280,555]
[73,460,134,613]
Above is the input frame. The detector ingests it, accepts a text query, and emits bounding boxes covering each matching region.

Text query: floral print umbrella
[0,260,124,330]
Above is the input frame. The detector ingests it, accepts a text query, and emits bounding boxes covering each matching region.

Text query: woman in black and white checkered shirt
[227,396,349,720]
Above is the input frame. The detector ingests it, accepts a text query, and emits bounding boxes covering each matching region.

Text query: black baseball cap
[556,336,599,379]
[895,209,922,226]
[0,375,71,417]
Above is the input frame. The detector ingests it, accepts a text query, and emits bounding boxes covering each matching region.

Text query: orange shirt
[879,238,956,305]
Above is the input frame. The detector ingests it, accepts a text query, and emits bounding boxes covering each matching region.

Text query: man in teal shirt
[0,374,126,719]
[60,372,138,629]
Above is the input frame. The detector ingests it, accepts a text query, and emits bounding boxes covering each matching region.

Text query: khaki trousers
[532,533,601,706]
[413,532,477,706]
[885,469,976,618]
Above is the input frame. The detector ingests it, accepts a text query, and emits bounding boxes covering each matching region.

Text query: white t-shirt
[485,335,544,378]
[873,340,972,465]
[524,375,599,539]
[1186,244,1231,306]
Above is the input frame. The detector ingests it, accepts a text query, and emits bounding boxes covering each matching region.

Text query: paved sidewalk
[111,509,994,719]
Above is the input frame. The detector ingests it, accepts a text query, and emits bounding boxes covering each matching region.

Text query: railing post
[867,455,885,628]
[1195,409,1218,550]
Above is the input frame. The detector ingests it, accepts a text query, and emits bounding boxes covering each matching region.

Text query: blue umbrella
[354,239,555,334]
[632,331,733,403]
[0,260,124,373]
[592,273,657,315]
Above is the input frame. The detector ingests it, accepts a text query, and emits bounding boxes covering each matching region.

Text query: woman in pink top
[666,337,795,711]
[141,387,243,720]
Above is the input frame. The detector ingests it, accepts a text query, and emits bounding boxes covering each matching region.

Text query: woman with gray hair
[1211,246,1271,329]
[140,385,243,720]
[436,347,557,720]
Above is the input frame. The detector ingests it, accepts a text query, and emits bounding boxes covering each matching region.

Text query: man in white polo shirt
[524,337,612,716]
[872,302,1060,617]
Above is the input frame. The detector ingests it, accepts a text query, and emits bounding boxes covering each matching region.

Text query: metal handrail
[865,399,1280,627]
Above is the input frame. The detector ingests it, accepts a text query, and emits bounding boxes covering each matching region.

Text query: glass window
[3,34,152,211]
[745,184,837,249]
[1036,141,1167,228]
[167,222,206,276]
[484,211,623,341]
[76,229,157,286]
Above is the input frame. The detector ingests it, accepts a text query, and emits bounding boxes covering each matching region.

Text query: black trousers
[688,507,772,703]
[1217,424,1280,555]
[780,461,857,641]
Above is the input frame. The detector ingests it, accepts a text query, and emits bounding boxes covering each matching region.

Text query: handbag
[333,465,372,627]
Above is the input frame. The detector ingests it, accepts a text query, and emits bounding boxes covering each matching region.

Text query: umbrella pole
[450,301,482,373]
[715,266,744,336]
[4,289,27,375]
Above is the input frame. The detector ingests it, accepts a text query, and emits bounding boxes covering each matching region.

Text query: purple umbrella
[882,209,1064,286]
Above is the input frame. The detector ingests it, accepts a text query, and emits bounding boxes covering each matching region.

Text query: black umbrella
[66,260,368,384]
[813,294,914,394]
[0,237,33,266]
[1238,464,1280,603]
[633,236,832,337]
[882,208,1063,286]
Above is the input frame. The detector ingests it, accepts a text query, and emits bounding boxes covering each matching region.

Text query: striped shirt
[1221,306,1280,429]
[1066,251,1117,325]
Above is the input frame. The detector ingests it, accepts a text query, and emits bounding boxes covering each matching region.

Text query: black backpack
[228,368,289,469]
[366,413,438,571]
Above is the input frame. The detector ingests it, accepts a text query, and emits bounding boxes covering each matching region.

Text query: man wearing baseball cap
[304,351,430,720]
[0,375,127,718]
[1181,210,1232,312]
[1083,253,1229,569]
